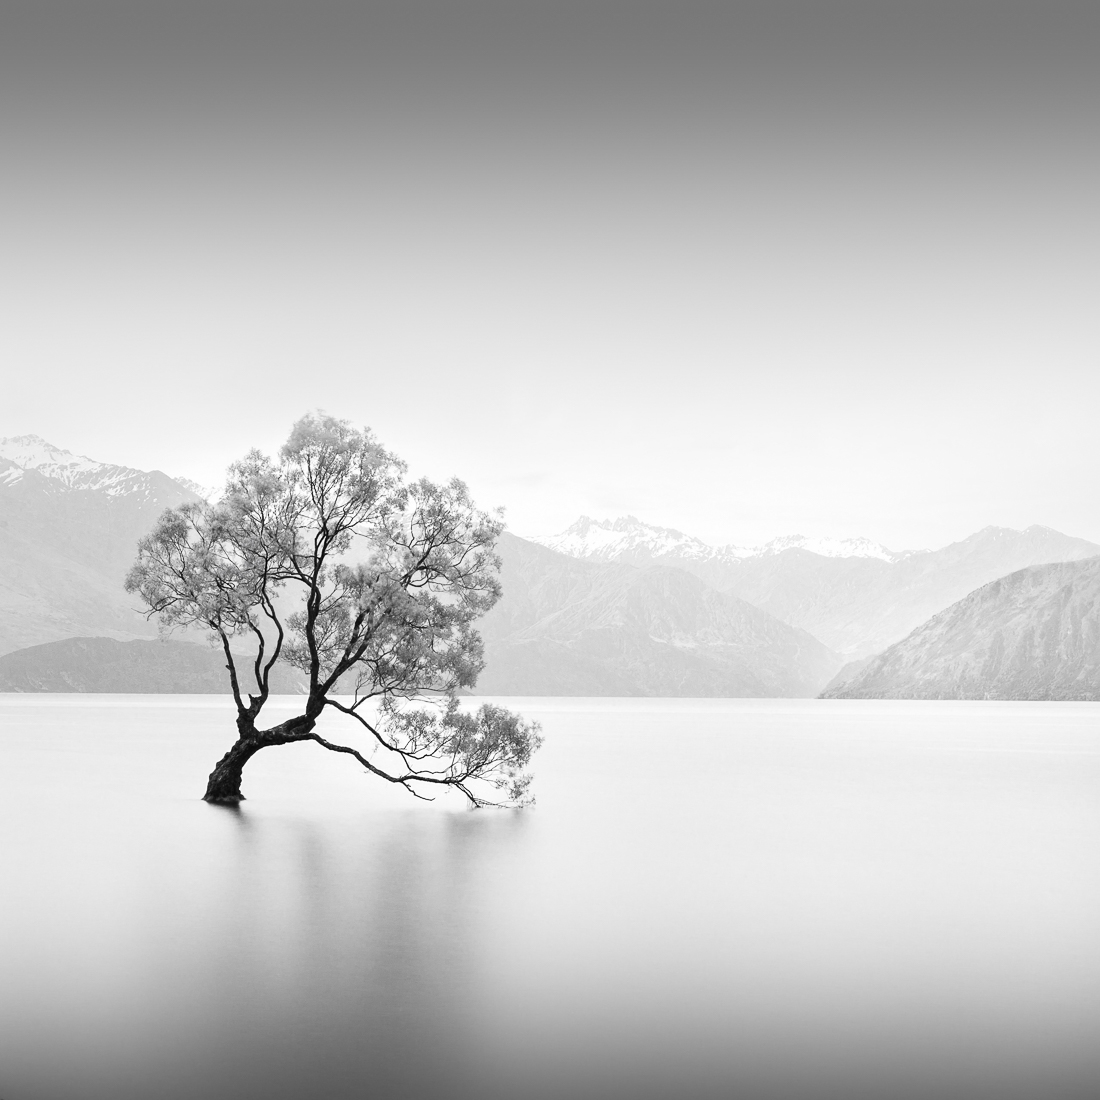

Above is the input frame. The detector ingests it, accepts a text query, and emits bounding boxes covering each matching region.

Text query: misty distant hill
[0,637,304,694]
[535,516,1100,658]
[0,436,202,655]
[819,657,876,695]
[822,557,1100,700]
[476,533,843,697]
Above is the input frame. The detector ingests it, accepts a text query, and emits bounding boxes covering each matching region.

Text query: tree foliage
[126,414,541,806]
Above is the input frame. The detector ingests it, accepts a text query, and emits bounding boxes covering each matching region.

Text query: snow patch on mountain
[756,534,907,562]
[536,515,751,562]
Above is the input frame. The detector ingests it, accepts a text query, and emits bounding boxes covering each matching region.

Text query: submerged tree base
[203,789,246,804]
[202,736,263,803]
[202,715,321,803]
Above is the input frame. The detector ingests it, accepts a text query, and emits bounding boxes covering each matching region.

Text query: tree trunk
[203,734,265,803]
[203,712,319,803]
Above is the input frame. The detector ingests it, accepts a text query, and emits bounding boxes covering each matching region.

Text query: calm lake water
[0,696,1098,1100]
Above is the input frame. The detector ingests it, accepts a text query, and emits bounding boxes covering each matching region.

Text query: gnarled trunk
[203,712,320,803]
[203,735,265,803]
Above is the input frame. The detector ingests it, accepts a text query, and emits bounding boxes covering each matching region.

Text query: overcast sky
[2,1,1097,550]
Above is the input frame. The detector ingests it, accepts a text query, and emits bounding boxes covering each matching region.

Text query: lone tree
[126,414,541,806]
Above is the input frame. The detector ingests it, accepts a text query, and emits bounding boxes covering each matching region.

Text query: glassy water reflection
[1,696,1098,1100]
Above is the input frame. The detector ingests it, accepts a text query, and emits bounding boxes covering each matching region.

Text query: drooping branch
[302,733,436,801]
[324,697,453,765]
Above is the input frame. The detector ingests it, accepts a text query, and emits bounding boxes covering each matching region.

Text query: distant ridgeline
[2,435,1099,698]
[0,638,304,694]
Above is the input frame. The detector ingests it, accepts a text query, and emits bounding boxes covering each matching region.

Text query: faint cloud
[494,469,550,487]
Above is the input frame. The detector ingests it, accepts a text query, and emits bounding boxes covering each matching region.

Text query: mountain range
[534,514,907,565]
[532,516,1100,659]
[1,436,1097,698]
[476,534,842,697]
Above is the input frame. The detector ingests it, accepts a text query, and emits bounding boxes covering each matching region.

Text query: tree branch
[217,629,246,714]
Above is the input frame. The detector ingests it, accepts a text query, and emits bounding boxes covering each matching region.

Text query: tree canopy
[126,413,541,806]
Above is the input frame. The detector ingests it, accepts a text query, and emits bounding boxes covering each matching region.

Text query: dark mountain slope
[0,637,304,694]
[823,557,1100,700]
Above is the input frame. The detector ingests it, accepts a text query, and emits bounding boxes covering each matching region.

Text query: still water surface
[0,696,1098,1100]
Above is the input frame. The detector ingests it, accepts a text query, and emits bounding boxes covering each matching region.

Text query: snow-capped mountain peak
[0,434,102,475]
[530,516,904,565]
[533,515,748,563]
[0,435,201,502]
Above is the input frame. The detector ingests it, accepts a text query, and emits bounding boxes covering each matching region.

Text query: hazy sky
[2,1,1097,549]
